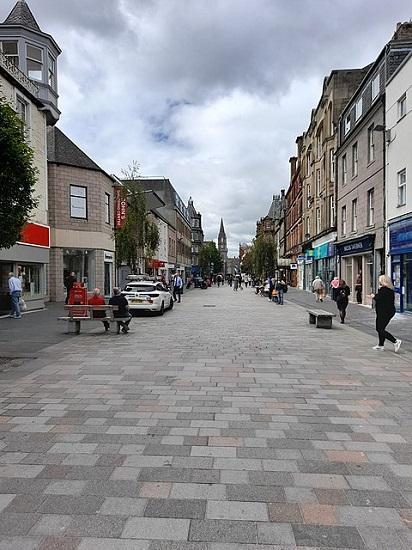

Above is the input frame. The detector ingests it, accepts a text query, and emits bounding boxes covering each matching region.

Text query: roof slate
[47,127,102,172]
[1,1,41,32]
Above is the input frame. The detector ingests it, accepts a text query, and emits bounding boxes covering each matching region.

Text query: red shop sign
[18,223,50,248]
[115,187,128,228]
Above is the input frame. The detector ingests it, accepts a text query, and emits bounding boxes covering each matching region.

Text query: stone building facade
[300,68,369,293]
[284,145,303,288]
[336,23,412,305]
[188,197,204,275]
[0,0,60,312]
[47,127,115,301]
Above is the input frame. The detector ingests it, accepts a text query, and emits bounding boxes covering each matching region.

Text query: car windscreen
[124,285,156,293]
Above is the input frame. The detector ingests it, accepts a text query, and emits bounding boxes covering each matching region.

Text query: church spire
[1,1,42,32]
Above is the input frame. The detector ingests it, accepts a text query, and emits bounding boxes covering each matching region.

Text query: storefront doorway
[63,249,95,291]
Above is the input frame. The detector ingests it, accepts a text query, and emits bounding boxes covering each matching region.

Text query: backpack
[283,284,288,293]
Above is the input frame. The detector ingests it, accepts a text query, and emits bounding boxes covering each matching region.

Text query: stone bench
[307,309,336,329]
[58,305,130,334]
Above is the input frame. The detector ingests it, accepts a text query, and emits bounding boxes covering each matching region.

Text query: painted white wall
[386,55,412,224]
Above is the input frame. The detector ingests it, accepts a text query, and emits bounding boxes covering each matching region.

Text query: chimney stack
[289,157,297,180]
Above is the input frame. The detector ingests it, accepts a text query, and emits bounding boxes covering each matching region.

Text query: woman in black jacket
[332,279,350,324]
[371,275,401,352]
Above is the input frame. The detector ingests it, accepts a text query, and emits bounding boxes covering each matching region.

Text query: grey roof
[267,195,281,219]
[1,1,41,32]
[47,127,103,172]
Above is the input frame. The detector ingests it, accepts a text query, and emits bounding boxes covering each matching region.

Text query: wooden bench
[307,309,336,329]
[58,305,131,335]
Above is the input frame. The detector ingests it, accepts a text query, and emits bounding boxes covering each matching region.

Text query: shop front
[313,237,336,296]
[0,223,49,314]
[302,249,314,291]
[336,234,378,306]
[389,216,412,313]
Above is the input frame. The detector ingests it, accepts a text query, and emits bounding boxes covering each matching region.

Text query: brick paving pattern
[0,285,411,549]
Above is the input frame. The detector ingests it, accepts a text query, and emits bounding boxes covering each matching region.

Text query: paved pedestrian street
[0,286,411,550]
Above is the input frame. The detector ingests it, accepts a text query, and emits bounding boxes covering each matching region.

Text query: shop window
[17,264,42,298]
[70,185,87,219]
[63,249,96,290]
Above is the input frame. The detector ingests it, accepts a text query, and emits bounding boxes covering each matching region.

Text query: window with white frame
[70,185,87,219]
[329,195,335,227]
[316,207,321,234]
[330,149,335,182]
[351,199,358,232]
[344,114,351,135]
[352,142,358,177]
[306,151,312,176]
[398,93,407,120]
[48,53,56,88]
[316,169,321,196]
[367,188,375,226]
[26,44,43,81]
[0,40,19,66]
[398,169,407,207]
[342,154,347,184]
[368,125,375,163]
[355,97,363,121]
[105,193,110,224]
[341,206,347,236]
[371,74,380,101]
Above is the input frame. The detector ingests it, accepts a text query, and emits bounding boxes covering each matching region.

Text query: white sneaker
[372,345,385,351]
[394,339,402,353]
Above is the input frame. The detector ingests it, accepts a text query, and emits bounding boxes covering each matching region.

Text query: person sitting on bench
[109,287,131,334]
[88,288,109,331]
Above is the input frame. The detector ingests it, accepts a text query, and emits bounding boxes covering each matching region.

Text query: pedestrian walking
[312,275,325,302]
[332,279,350,324]
[276,279,287,305]
[371,275,401,352]
[8,272,22,319]
[109,288,131,334]
[88,288,109,331]
[355,273,363,304]
[217,274,222,287]
[173,273,183,303]
[268,276,274,302]
[64,271,77,304]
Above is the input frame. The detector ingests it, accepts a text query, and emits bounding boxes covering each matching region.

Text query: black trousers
[376,315,396,346]
[337,301,348,322]
[173,287,181,302]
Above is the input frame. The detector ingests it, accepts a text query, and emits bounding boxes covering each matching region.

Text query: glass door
[404,254,412,312]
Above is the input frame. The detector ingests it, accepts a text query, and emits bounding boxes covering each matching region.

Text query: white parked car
[121,280,174,315]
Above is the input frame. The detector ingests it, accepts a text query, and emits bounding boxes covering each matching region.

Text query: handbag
[19,297,27,311]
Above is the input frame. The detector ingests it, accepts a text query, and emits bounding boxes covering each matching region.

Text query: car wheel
[168,297,174,310]
[158,302,165,316]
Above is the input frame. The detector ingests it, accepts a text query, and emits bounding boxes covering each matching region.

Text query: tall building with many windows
[336,22,412,306]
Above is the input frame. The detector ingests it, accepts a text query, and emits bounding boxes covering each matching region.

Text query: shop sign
[290,263,298,270]
[297,255,305,264]
[18,223,50,248]
[389,217,412,255]
[115,187,128,228]
[314,242,335,260]
[147,259,166,269]
[104,251,114,262]
[336,235,374,257]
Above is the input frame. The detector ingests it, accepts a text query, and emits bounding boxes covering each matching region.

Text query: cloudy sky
[2,1,411,254]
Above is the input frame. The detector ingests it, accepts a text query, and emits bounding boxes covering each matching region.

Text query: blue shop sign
[389,217,412,255]
[314,242,335,260]
[336,235,374,257]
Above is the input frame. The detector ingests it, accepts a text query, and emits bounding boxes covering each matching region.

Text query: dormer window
[26,44,43,81]
[0,40,19,66]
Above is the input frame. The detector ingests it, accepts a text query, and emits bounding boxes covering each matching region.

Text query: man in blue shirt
[173,273,183,303]
[8,272,22,319]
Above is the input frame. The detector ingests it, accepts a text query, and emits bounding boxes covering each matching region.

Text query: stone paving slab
[0,286,411,548]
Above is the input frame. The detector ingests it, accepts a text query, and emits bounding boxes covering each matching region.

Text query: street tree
[199,241,223,275]
[115,162,160,274]
[251,235,277,278]
[0,95,38,249]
